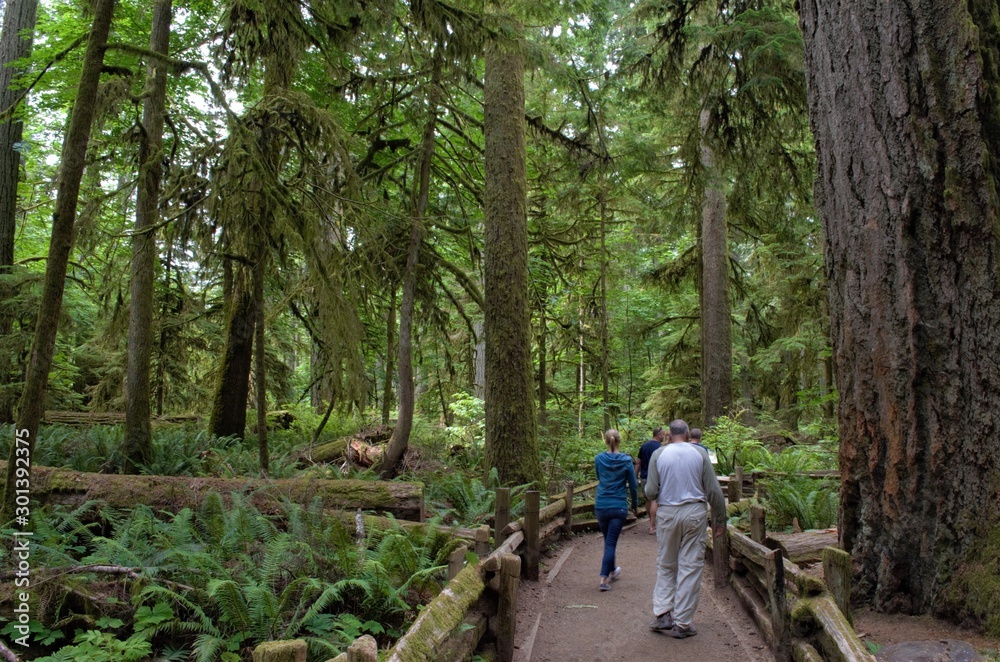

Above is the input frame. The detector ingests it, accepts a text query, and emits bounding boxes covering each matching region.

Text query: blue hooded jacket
[594,452,638,511]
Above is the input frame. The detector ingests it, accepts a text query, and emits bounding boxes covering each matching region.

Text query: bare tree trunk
[537,308,547,428]
[577,290,585,438]
[2,0,114,518]
[0,0,38,423]
[378,57,441,478]
[483,27,542,485]
[699,107,732,426]
[800,0,1000,620]
[381,285,396,425]
[123,0,172,473]
[254,248,268,477]
[473,320,485,399]
[599,189,610,432]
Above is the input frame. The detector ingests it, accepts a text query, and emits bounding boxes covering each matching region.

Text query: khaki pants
[653,501,707,626]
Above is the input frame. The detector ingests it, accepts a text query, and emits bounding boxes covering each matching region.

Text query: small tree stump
[253,640,307,662]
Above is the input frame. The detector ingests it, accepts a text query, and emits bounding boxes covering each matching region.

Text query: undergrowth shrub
[0,493,451,661]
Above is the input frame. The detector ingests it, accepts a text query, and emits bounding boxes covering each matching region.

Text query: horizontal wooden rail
[709,507,874,662]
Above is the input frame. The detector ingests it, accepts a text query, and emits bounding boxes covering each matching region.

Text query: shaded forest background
[0,0,827,455]
[10,0,1000,658]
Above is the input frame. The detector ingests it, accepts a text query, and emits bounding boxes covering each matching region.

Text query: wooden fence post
[822,546,853,625]
[728,474,740,503]
[524,490,540,580]
[713,524,730,588]
[475,525,490,556]
[495,487,510,547]
[735,465,745,498]
[750,504,766,544]
[562,481,574,537]
[448,544,468,581]
[497,553,521,662]
[765,547,790,661]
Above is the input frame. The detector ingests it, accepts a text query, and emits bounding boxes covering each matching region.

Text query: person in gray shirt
[644,419,726,639]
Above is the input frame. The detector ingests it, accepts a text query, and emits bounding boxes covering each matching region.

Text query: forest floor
[854,608,1000,658]
[511,523,1000,662]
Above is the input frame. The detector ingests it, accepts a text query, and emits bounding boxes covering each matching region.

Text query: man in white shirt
[644,419,726,638]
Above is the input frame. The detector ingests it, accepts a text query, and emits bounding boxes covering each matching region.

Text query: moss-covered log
[0,461,423,520]
[386,562,486,661]
[791,595,874,662]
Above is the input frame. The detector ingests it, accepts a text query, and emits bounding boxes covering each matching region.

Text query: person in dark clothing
[689,428,710,454]
[594,428,639,591]
[638,427,665,534]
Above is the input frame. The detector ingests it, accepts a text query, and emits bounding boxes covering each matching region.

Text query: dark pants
[594,507,628,578]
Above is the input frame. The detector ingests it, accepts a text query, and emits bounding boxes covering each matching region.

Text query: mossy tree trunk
[209,267,257,438]
[123,0,172,473]
[698,106,732,426]
[483,24,542,486]
[800,0,1000,619]
[0,0,38,424]
[2,0,115,519]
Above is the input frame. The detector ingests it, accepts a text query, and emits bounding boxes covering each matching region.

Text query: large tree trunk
[699,107,733,426]
[483,27,542,486]
[800,0,1000,622]
[1,0,114,519]
[0,0,38,423]
[378,57,441,478]
[123,0,172,473]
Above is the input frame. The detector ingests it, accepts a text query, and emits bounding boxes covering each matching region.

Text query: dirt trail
[513,522,774,662]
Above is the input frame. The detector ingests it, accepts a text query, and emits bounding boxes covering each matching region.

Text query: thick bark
[0,0,37,423]
[2,0,114,518]
[800,0,1000,618]
[209,269,256,438]
[483,30,542,485]
[378,58,440,477]
[122,0,172,473]
[699,108,733,426]
[0,461,424,521]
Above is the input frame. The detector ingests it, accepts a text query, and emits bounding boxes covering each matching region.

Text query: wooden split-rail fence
[254,471,876,662]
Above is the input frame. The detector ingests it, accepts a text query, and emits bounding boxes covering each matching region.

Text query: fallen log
[386,562,486,661]
[1,461,424,521]
[294,426,394,467]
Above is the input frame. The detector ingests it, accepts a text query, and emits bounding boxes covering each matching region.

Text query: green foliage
[9,492,452,659]
[34,630,152,662]
[702,415,768,474]
[760,477,838,530]
[423,467,530,527]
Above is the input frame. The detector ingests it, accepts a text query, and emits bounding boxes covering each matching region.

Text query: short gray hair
[668,419,689,438]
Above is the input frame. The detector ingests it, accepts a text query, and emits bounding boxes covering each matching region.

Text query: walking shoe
[611,567,622,581]
[599,582,612,591]
[649,612,674,631]
[668,624,697,639]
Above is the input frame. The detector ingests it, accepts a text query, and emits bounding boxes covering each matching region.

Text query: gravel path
[513,521,774,662]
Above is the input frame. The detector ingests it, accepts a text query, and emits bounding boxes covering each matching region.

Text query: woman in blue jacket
[594,428,639,590]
